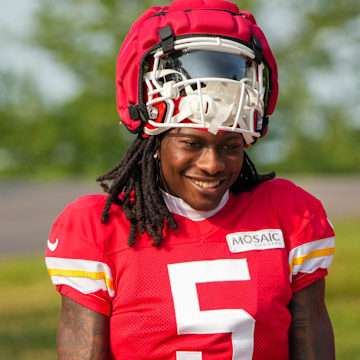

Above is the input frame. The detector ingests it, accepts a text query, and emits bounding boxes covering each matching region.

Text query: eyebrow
[164,133,202,139]
[164,133,243,141]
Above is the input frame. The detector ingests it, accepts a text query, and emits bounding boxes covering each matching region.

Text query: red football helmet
[116,0,278,144]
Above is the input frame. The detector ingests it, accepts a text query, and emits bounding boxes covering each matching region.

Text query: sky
[0,0,79,102]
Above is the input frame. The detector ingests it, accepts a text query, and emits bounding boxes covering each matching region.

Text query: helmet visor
[159,49,255,85]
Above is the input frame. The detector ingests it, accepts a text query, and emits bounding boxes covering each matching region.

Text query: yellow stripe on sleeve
[289,247,335,274]
[48,268,114,292]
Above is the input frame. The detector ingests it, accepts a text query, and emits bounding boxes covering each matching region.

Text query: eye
[182,141,202,149]
[222,144,242,151]
[182,139,203,151]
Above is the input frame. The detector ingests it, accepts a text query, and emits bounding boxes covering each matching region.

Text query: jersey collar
[161,189,230,222]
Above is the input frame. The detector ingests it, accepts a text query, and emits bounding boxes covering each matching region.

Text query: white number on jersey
[168,259,255,360]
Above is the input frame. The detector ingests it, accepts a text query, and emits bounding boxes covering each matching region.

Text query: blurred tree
[0,0,359,177]
[249,0,360,173]
[0,71,54,176]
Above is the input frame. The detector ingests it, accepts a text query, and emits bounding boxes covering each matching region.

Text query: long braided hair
[96,135,275,247]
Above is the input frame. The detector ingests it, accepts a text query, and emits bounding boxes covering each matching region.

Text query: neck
[161,190,229,221]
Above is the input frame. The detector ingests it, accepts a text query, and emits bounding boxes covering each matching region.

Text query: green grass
[0,256,59,360]
[0,218,359,359]
[326,218,360,359]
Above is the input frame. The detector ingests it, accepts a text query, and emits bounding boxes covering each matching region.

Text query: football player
[46,0,335,359]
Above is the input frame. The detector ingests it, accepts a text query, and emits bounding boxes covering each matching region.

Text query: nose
[196,147,226,175]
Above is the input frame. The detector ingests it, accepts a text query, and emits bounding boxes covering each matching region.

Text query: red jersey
[45,179,335,359]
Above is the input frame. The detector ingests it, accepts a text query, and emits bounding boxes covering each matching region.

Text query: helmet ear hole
[145,102,167,133]
[153,102,167,123]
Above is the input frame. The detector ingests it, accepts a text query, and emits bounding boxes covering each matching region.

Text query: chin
[186,198,221,211]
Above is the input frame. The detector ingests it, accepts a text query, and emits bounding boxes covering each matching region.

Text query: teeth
[194,180,220,188]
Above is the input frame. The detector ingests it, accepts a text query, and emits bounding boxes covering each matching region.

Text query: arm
[57,295,110,360]
[289,278,335,360]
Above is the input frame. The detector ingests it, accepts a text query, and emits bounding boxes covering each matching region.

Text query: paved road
[0,180,100,258]
[1,176,359,258]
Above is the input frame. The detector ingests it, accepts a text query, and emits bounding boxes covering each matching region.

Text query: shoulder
[52,194,106,229]
[231,178,329,229]
[62,194,108,214]
[256,177,309,195]
[53,193,129,236]
[49,195,106,245]
[48,194,129,257]
[53,193,129,238]
[255,178,334,246]
[254,178,324,211]
[56,193,127,223]
[46,195,118,315]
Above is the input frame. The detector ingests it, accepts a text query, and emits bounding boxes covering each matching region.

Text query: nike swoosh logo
[47,238,59,252]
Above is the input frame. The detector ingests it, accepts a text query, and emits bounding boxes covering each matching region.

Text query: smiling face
[159,128,245,211]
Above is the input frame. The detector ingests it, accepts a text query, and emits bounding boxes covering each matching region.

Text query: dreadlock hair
[230,152,275,193]
[96,135,275,247]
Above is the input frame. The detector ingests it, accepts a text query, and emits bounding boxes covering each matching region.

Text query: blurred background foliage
[0,0,360,178]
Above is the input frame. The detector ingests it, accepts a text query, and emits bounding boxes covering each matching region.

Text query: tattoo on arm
[289,278,335,360]
[57,295,109,360]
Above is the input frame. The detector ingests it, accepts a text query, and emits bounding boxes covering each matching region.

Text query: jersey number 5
[168,259,255,360]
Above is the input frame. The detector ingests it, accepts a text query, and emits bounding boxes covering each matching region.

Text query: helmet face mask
[143,37,269,144]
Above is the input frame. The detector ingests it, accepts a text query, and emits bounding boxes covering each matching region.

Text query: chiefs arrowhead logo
[47,238,59,252]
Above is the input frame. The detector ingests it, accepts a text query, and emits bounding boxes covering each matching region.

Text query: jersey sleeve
[274,180,335,293]
[45,195,115,316]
